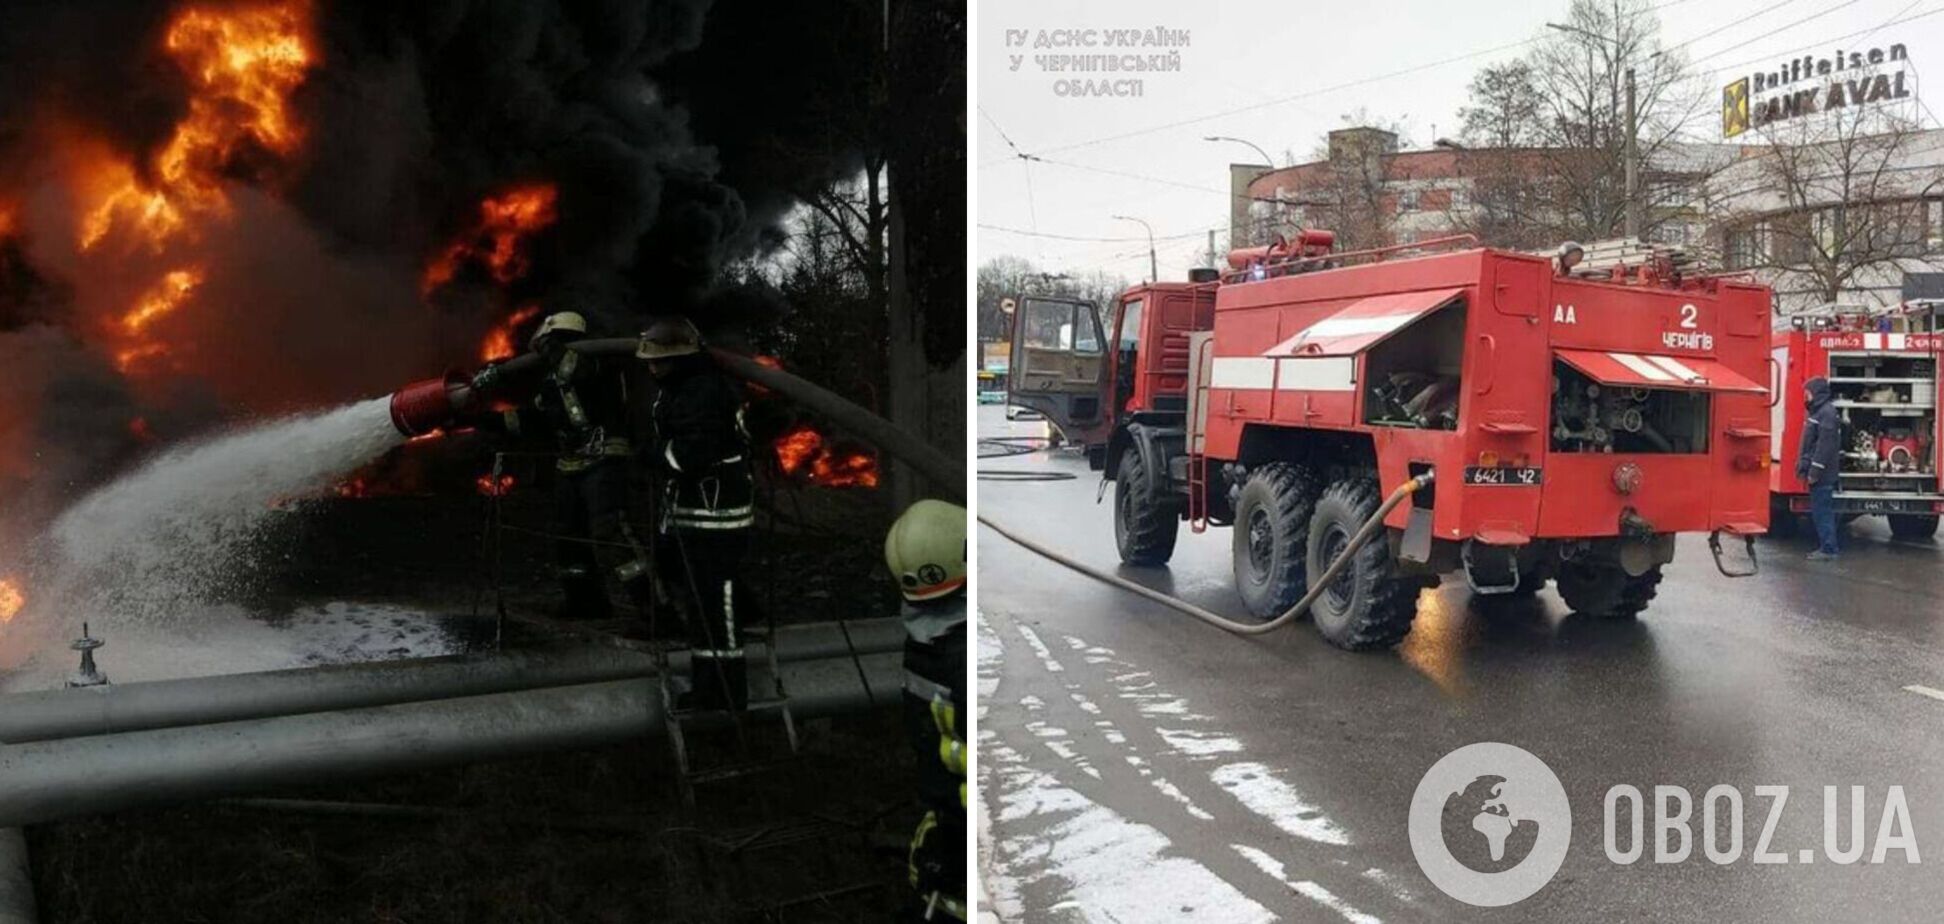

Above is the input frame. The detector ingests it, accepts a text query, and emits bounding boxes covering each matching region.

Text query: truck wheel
[1766,498,1801,538]
[1231,463,1318,619]
[1306,478,1425,650]
[1556,561,1662,620]
[1115,446,1180,564]
[1889,514,1939,540]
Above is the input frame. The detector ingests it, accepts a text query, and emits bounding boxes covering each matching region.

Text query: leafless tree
[1712,101,1944,310]
[1448,0,1719,247]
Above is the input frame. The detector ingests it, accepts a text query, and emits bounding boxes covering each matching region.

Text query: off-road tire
[1115,445,1180,564]
[1305,478,1426,650]
[1556,561,1662,620]
[1231,463,1319,619]
[1889,514,1939,541]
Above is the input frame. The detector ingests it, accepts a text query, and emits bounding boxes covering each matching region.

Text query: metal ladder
[655,613,801,806]
[1187,337,1215,533]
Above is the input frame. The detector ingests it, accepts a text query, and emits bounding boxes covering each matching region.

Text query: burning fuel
[775,425,881,488]
[0,580,22,622]
[476,473,517,497]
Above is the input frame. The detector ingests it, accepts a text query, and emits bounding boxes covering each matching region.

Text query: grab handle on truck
[1707,529,1759,578]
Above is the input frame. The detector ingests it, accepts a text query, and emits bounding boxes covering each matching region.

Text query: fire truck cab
[1010,234,1772,650]
[1769,303,1943,540]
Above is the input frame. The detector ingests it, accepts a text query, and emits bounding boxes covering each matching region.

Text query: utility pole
[1548,21,1642,241]
[1112,214,1158,283]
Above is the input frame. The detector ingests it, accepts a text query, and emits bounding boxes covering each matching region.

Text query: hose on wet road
[978,472,1435,636]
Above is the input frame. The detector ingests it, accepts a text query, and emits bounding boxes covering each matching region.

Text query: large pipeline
[0,619,900,746]
[392,341,964,500]
[0,652,898,829]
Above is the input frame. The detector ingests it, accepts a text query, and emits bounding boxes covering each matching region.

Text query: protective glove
[471,363,503,392]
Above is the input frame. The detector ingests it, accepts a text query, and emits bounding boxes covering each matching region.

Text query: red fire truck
[1009,233,1771,650]
[1769,303,1942,540]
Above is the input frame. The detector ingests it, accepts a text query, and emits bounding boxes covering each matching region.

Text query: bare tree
[1459,61,1546,148]
[1451,0,1716,246]
[1713,101,1944,310]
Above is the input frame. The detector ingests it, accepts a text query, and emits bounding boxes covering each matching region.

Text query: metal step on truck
[1769,301,1942,540]
[1007,231,1772,650]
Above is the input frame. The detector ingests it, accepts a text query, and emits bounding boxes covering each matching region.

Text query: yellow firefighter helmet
[636,315,703,360]
[529,311,588,349]
[885,499,967,602]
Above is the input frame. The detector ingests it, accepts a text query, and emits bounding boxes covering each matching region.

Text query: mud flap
[1461,539,1521,594]
[1400,507,1434,564]
[1708,530,1758,578]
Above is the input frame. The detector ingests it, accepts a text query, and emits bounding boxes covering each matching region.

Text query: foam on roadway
[976,405,1944,923]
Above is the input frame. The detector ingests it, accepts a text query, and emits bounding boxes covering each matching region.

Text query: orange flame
[112,268,204,373]
[80,0,314,253]
[476,473,517,497]
[0,580,23,622]
[121,268,204,335]
[423,184,559,296]
[480,304,543,362]
[774,424,880,488]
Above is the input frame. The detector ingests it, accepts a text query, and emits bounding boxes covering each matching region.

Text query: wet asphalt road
[974,405,1944,923]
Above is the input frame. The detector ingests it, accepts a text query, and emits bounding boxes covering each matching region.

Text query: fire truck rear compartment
[1549,360,1710,454]
[1361,297,1464,431]
[1825,353,1936,489]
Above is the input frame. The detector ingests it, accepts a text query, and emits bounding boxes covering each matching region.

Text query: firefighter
[639,316,754,711]
[887,499,967,922]
[473,310,650,620]
[1798,375,1843,560]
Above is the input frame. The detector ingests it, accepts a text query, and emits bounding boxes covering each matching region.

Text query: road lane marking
[1232,846,1382,924]
[987,740,1277,923]
[1904,684,1944,702]
[1212,762,1351,846]
[1015,623,1065,672]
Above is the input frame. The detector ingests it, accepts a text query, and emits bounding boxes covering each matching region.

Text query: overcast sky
[974,0,1944,286]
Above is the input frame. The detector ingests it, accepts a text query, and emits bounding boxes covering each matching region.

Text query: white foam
[47,398,400,626]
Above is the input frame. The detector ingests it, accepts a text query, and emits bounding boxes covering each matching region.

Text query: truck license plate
[1464,466,1542,486]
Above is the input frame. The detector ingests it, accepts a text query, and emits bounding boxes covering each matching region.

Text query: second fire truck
[1769,303,1942,540]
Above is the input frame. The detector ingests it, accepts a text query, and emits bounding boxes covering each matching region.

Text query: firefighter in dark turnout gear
[1797,375,1843,559]
[475,311,651,620]
[640,316,754,711]
[887,499,967,922]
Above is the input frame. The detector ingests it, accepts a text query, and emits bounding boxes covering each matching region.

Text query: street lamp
[1205,136,1276,252]
[1546,21,1639,239]
[1203,135,1275,170]
[1111,214,1158,283]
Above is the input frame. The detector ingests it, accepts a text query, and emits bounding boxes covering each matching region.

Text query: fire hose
[391,341,964,501]
[978,471,1435,636]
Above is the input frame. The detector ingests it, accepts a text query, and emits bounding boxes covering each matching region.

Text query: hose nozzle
[389,372,471,437]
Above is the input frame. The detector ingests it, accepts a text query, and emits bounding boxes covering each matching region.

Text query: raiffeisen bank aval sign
[1722,42,1915,138]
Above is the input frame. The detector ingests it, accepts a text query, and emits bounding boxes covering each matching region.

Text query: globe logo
[1409,743,1571,907]
[1441,774,1541,873]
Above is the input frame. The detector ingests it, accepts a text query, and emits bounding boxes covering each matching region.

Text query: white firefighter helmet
[885,499,967,602]
[530,311,588,349]
[636,315,704,360]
